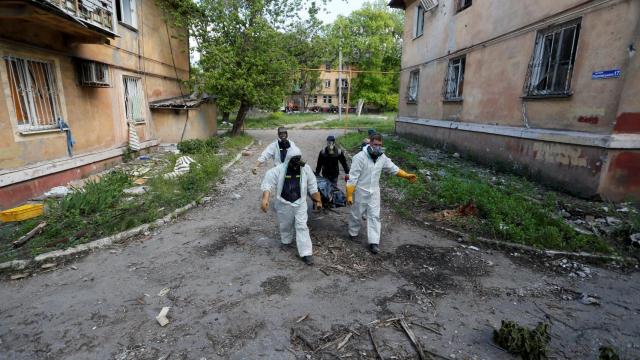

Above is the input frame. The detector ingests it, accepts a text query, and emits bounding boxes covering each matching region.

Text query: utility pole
[338,49,342,121]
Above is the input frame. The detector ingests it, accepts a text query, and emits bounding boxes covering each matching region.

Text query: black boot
[369,244,379,254]
[302,255,314,265]
[348,234,359,242]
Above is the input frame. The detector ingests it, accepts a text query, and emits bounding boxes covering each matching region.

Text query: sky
[307,0,370,24]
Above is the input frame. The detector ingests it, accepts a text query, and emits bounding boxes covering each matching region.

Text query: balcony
[0,0,116,44]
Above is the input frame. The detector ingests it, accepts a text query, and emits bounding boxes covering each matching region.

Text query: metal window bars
[46,0,115,32]
[123,76,145,123]
[443,57,465,100]
[4,56,62,131]
[524,19,581,96]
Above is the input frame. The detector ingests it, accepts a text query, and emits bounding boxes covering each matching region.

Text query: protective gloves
[396,169,417,183]
[346,184,356,206]
[311,192,323,210]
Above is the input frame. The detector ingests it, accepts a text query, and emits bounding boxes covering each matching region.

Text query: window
[325,63,331,70]
[339,79,348,88]
[309,95,318,104]
[4,56,62,132]
[116,0,137,28]
[343,96,348,105]
[78,60,110,87]
[323,95,332,104]
[122,76,145,123]
[525,19,581,97]
[414,4,425,38]
[443,56,465,100]
[407,70,420,103]
[456,0,472,12]
[324,79,331,88]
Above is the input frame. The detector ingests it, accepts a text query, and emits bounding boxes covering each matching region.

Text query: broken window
[407,70,420,103]
[116,0,137,28]
[78,60,110,87]
[457,0,472,12]
[525,19,581,97]
[4,56,62,132]
[443,56,465,100]
[324,79,331,88]
[415,4,425,38]
[122,75,145,123]
[323,95,332,104]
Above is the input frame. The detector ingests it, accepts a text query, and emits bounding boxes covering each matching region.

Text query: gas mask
[288,155,305,171]
[326,141,336,156]
[367,145,384,161]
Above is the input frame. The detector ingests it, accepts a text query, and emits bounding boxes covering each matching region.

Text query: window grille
[79,60,110,87]
[443,56,465,100]
[420,0,438,12]
[524,19,581,97]
[122,76,145,123]
[407,70,420,103]
[4,56,62,131]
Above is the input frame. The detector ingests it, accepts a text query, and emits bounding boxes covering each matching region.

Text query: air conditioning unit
[420,0,438,11]
[78,60,110,87]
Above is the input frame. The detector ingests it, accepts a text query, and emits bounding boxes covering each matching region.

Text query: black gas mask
[326,141,336,156]
[367,144,384,161]
[288,155,305,171]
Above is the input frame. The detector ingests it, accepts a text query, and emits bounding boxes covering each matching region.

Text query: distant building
[389,0,640,201]
[286,63,357,112]
[0,0,218,209]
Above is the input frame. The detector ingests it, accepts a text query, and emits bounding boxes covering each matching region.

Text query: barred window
[122,75,145,123]
[443,56,465,100]
[525,19,581,97]
[4,56,62,132]
[407,70,420,103]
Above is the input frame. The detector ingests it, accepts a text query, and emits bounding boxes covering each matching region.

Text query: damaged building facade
[389,0,640,201]
[0,0,217,209]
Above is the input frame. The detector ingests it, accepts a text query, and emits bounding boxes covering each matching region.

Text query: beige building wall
[393,0,640,201]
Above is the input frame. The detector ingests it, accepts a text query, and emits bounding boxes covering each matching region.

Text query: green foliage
[0,135,252,262]
[315,113,396,133]
[599,346,621,360]
[177,137,221,154]
[493,320,550,360]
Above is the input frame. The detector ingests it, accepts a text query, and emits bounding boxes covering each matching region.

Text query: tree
[159,0,322,135]
[327,0,403,111]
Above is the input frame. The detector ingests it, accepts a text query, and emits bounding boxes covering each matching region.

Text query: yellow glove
[397,169,417,183]
[346,184,356,206]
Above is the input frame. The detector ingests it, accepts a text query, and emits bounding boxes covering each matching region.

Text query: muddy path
[0,129,638,360]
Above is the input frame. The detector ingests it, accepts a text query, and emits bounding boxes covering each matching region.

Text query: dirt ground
[0,129,639,360]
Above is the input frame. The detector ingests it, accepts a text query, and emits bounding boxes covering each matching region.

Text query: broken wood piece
[369,328,384,360]
[295,313,310,323]
[155,307,170,326]
[411,321,443,336]
[337,332,352,350]
[292,329,316,351]
[398,318,426,360]
[13,221,47,248]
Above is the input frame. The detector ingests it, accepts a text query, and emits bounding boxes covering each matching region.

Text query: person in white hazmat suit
[252,127,299,174]
[346,133,417,254]
[260,147,323,265]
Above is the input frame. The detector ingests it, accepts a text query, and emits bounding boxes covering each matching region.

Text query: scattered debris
[10,273,29,280]
[70,266,78,270]
[12,221,47,248]
[156,307,171,327]
[123,186,148,196]
[551,258,594,278]
[368,328,384,360]
[336,332,352,350]
[241,150,253,156]
[43,186,70,198]
[232,193,242,200]
[493,320,550,360]
[629,233,640,248]
[295,313,310,323]
[40,263,57,269]
[158,288,170,297]
[133,178,147,185]
[398,318,426,360]
[164,156,196,179]
[578,293,600,306]
[452,152,460,158]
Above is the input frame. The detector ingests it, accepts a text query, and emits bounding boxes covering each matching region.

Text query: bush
[493,320,550,360]
[177,137,221,154]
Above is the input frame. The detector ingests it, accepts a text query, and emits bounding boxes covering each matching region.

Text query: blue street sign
[592,69,621,80]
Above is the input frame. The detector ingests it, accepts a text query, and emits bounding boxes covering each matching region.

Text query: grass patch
[219,112,329,129]
[312,112,395,133]
[338,131,616,254]
[0,134,252,263]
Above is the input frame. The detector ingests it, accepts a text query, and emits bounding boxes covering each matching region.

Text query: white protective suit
[347,146,400,244]
[261,150,318,257]
[258,139,300,167]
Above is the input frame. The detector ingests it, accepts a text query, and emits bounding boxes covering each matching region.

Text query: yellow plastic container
[0,204,44,222]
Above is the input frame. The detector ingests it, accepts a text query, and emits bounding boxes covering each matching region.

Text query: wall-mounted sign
[592,69,621,80]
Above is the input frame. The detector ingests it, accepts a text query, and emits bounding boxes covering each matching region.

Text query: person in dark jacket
[315,135,350,185]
